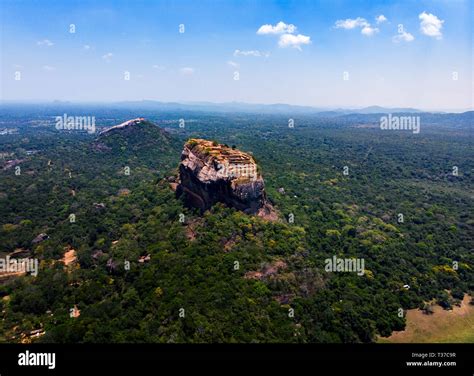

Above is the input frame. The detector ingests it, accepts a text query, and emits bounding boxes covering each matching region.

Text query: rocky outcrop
[177,139,276,217]
[94,117,170,147]
[32,233,49,244]
[98,118,147,136]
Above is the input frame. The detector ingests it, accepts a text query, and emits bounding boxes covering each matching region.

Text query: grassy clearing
[379,295,474,343]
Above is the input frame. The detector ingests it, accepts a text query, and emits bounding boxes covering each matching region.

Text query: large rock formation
[177,139,276,218]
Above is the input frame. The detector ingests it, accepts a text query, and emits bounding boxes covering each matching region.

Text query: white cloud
[258,22,311,50]
[42,65,55,71]
[152,64,165,70]
[392,30,415,43]
[335,17,369,30]
[335,17,379,37]
[37,39,54,47]
[83,45,91,50]
[361,26,379,36]
[257,21,296,35]
[180,67,194,76]
[227,60,239,69]
[233,49,269,57]
[278,33,311,50]
[102,52,113,62]
[419,11,444,39]
[376,15,387,24]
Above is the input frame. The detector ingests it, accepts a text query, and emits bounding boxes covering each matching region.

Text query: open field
[379,295,474,343]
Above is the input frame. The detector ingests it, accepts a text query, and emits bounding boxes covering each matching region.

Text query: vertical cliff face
[177,139,275,217]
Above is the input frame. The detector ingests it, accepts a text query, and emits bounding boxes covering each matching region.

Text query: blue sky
[1,0,472,110]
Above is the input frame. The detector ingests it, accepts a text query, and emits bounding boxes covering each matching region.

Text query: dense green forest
[0,109,473,343]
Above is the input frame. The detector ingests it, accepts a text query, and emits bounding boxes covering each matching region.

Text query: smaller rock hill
[92,118,180,169]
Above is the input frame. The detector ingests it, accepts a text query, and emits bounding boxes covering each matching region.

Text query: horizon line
[0,99,472,114]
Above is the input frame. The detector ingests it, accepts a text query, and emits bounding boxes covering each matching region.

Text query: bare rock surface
[177,139,276,217]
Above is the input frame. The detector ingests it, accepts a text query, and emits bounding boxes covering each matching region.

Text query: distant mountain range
[110,100,427,115]
[1,100,472,117]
